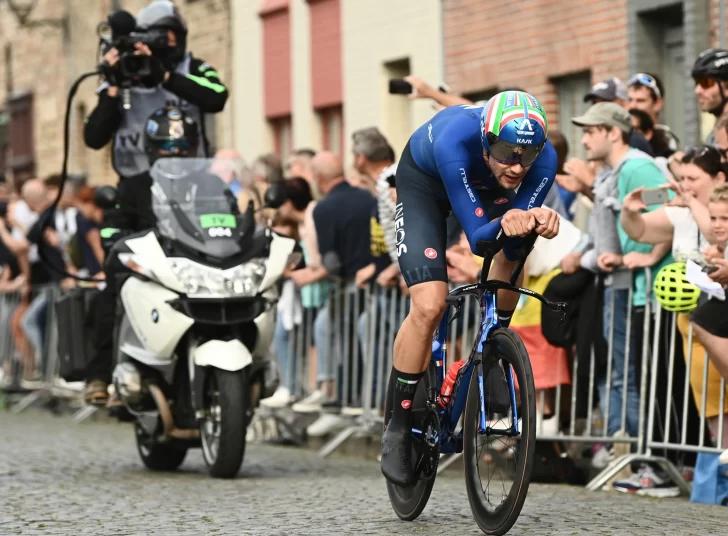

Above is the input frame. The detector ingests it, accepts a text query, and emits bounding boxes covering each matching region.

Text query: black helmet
[136,0,187,65]
[144,106,200,165]
[691,48,728,80]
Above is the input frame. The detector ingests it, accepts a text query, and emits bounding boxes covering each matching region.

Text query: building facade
[0,0,232,186]
[232,0,444,167]
[444,0,728,156]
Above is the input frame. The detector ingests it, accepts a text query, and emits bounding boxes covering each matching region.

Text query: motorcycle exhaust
[148,384,200,440]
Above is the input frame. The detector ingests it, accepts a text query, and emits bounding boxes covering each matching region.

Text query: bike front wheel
[463,328,536,535]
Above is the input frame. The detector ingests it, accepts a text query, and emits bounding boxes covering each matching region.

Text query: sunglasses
[694,77,717,89]
[682,144,720,163]
[487,135,544,167]
[628,73,662,99]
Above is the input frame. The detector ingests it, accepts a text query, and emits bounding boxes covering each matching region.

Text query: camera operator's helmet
[144,106,200,166]
[480,90,548,167]
[136,0,187,65]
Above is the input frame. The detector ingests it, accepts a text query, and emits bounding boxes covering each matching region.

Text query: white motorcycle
[106,157,295,478]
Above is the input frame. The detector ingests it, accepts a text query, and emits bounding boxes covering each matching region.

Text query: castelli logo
[401,400,412,409]
[424,248,438,259]
[495,197,509,205]
[475,207,484,217]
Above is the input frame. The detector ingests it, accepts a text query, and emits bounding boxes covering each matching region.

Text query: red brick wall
[309,0,342,109]
[444,0,628,125]
[262,2,292,119]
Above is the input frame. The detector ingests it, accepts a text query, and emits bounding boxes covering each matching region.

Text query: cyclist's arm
[435,148,501,253]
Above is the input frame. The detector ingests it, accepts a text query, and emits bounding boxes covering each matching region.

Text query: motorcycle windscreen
[150,157,256,259]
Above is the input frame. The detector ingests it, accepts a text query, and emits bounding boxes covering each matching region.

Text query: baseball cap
[571,102,632,133]
[583,77,629,103]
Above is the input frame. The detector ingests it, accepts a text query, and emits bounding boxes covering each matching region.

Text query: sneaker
[306,413,347,437]
[260,387,292,409]
[591,446,614,470]
[720,449,728,465]
[536,414,559,437]
[613,465,680,498]
[291,390,328,413]
[381,428,415,486]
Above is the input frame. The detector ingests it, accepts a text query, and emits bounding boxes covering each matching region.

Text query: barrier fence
[1,267,726,496]
[275,267,728,494]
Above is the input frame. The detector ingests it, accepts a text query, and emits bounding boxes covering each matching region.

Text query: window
[553,72,592,160]
[271,116,292,158]
[7,91,35,181]
[319,106,343,156]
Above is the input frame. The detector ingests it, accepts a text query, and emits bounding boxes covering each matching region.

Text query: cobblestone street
[1,412,726,535]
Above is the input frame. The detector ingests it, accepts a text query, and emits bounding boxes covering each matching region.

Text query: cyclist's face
[483,150,530,190]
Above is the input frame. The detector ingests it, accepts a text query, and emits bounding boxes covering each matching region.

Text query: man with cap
[561,78,655,196]
[570,101,672,456]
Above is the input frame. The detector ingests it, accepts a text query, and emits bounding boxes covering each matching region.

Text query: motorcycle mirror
[94,185,118,210]
[263,182,287,209]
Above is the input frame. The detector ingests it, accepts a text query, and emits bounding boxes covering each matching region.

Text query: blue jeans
[21,293,48,373]
[599,287,640,438]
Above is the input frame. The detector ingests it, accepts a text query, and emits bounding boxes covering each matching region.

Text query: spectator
[287,151,375,436]
[629,109,675,159]
[691,48,728,146]
[693,183,728,377]
[286,148,316,182]
[267,177,329,409]
[253,153,284,185]
[572,102,672,448]
[74,187,105,276]
[627,72,679,154]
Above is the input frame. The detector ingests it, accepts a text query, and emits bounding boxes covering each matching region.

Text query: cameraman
[85,105,207,407]
[83,0,228,179]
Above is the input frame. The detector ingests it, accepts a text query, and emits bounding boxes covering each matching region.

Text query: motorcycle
[104,157,295,478]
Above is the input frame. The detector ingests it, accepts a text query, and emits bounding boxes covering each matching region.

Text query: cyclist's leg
[381,142,450,486]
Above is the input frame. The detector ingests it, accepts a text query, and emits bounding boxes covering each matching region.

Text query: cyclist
[382,90,560,486]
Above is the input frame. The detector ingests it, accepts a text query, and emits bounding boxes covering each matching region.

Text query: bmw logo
[151,310,159,323]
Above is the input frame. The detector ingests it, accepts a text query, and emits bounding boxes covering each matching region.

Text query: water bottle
[439,360,466,407]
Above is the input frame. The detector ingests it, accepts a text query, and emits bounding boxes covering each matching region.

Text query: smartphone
[389,79,413,95]
[703,264,719,274]
[641,188,668,205]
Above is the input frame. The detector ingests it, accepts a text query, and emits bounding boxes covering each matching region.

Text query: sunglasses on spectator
[694,77,717,89]
[682,144,720,162]
[628,73,662,99]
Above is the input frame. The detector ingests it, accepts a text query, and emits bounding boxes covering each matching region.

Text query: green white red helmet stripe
[484,90,548,137]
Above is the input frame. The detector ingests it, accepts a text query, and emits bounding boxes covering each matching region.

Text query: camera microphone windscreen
[108,10,136,37]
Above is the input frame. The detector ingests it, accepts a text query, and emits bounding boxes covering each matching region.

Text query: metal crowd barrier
[275,265,728,496]
[0,284,86,415]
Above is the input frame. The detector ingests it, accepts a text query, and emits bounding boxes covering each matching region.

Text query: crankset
[414,401,441,480]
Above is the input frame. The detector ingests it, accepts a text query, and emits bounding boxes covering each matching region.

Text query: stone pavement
[0,411,726,535]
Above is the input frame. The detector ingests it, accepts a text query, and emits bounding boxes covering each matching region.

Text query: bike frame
[416,232,565,455]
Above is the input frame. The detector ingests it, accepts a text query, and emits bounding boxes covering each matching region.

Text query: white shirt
[664,206,708,262]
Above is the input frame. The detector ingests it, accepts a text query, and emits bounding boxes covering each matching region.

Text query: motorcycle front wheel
[135,423,188,471]
[200,368,250,478]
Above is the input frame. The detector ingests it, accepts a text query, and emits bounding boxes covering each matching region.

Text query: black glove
[140,55,167,88]
[99,61,122,87]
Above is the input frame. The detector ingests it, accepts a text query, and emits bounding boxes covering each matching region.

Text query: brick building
[0,0,232,186]
[232,0,443,166]
[444,0,728,157]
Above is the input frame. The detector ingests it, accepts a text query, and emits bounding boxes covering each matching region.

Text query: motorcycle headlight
[168,258,267,298]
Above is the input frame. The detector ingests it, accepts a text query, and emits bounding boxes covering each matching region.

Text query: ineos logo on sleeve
[395,202,407,257]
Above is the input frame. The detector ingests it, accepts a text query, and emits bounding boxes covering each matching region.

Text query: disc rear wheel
[384,361,439,521]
